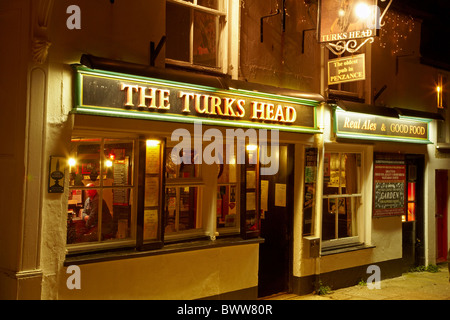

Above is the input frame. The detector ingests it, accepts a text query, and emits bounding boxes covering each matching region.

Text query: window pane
[69,138,101,187]
[323,153,360,195]
[166,2,190,62]
[67,188,114,243]
[105,188,133,240]
[322,152,361,242]
[197,0,219,10]
[217,185,238,228]
[179,186,199,230]
[104,139,134,186]
[217,144,239,230]
[166,147,200,179]
[164,187,201,234]
[193,11,217,67]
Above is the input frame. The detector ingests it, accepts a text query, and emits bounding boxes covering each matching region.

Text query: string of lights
[377,10,416,55]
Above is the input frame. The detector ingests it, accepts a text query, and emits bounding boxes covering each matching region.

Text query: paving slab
[266,264,450,300]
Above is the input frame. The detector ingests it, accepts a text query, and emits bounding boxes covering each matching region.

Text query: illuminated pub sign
[318,0,379,43]
[328,54,365,85]
[73,66,320,133]
[334,108,432,144]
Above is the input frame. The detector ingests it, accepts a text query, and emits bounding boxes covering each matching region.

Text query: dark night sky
[390,0,450,69]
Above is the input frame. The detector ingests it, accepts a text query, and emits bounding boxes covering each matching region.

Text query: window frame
[165,0,238,77]
[66,134,139,254]
[321,147,365,249]
[65,130,260,254]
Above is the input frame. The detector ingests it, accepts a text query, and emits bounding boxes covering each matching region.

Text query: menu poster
[144,177,159,207]
[246,192,256,211]
[373,154,406,218]
[143,209,158,240]
[303,148,317,235]
[275,183,286,207]
[260,180,269,212]
[146,144,160,174]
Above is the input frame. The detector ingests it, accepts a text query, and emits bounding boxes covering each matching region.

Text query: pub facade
[1,0,449,300]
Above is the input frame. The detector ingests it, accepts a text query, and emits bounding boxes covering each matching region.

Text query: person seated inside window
[81,183,114,241]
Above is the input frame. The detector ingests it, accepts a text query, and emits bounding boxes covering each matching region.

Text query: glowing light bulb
[355,2,370,20]
[68,158,76,167]
[146,139,160,147]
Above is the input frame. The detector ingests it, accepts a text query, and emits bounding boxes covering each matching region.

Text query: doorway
[402,155,425,269]
[257,144,294,298]
[436,170,448,263]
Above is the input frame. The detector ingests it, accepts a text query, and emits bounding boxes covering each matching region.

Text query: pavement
[266,263,450,300]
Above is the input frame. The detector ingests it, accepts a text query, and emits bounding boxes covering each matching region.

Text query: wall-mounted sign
[73,67,320,134]
[318,0,379,43]
[328,54,365,85]
[48,156,65,193]
[373,153,406,218]
[334,109,432,144]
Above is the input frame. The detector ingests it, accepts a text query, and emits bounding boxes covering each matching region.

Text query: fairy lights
[377,11,416,55]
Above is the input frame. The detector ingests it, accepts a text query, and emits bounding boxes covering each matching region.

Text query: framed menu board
[373,153,406,218]
[137,138,165,250]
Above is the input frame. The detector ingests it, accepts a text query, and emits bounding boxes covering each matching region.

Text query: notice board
[373,153,406,218]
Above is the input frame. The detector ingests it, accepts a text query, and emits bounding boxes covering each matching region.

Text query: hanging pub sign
[72,66,320,134]
[328,54,365,85]
[334,108,432,144]
[318,0,379,43]
[372,153,406,218]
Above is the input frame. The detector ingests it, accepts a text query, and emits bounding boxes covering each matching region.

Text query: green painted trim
[335,132,432,144]
[73,65,320,107]
[72,107,323,134]
[72,65,322,133]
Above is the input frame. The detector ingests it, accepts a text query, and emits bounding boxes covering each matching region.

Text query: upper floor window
[166,0,234,74]
[327,49,366,102]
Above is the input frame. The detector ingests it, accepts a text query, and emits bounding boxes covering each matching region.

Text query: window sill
[321,243,375,256]
[64,237,264,266]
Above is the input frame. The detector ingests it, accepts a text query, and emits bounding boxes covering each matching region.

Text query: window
[322,152,362,246]
[327,50,366,102]
[165,0,231,72]
[216,143,240,233]
[67,138,136,250]
[437,74,450,146]
[164,145,203,239]
[66,133,258,252]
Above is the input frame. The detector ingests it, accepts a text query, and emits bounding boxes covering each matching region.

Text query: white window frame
[321,144,369,249]
[165,0,239,79]
[66,134,139,253]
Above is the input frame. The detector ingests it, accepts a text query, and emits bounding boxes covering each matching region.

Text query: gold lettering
[138,86,157,108]
[273,105,285,122]
[159,89,170,109]
[265,104,275,120]
[121,83,138,107]
[236,99,245,117]
[209,96,224,115]
[179,92,194,112]
[251,102,265,120]
[285,106,296,123]
[223,98,236,117]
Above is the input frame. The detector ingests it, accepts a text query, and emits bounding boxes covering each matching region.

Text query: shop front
[294,100,442,294]
[59,57,324,299]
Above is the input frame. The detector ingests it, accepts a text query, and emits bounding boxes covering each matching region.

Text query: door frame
[257,143,294,297]
[435,169,448,263]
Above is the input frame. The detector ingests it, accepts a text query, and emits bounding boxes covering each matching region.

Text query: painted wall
[59,244,259,300]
